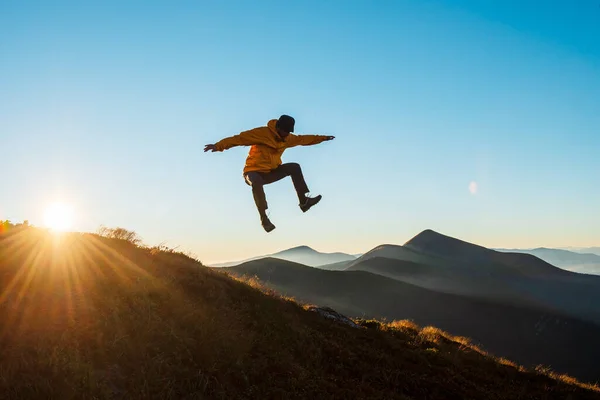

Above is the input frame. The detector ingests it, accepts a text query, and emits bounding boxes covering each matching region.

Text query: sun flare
[43,202,74,232]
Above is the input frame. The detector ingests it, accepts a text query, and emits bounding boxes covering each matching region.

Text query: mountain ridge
[346,230,600,324]
[210,245,357,268]
[494,247,600,275]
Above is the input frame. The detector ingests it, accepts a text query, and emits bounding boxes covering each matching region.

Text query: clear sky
[2,0,599,263]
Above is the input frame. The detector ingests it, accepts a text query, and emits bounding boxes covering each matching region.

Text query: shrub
[97,225,142,245]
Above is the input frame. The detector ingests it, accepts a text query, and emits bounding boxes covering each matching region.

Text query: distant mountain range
[209,245,359,268]
[494,247,600,275]
[560,247,600,256]
[212,241,600,275]
[220,229,600,383]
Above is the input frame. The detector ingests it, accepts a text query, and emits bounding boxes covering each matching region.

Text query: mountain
[561,247,600,256]
[498,248,600,265]
[403,229,573,278]
[226,257,600,383]
[3,229,599,398]
[347,230,573,279]
[345,230,600,326]
[582,247,600,256]
[210,245,357,268]
[270,245,358,267]
[346,242,447,270]
[495,247,600,275]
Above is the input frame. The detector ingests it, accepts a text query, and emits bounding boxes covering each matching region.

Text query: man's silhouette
[204,115,335,232]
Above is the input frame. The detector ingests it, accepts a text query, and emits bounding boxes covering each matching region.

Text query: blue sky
[1,0,599,263]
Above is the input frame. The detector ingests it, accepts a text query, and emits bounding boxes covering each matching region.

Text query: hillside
[314,259,353,271]
[227,258,600,383]
[345,256,546,309]
[1,228,599,399]
[211,245,356,268]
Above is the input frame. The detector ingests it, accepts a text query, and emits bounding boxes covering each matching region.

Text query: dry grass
[0,227,599,399]
[360,317,600,394]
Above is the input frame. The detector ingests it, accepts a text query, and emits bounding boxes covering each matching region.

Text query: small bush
[0,219,31,235]
[387,319,420,333]
[357,319,383,329]
[147,242,200,262]
[97,225,143,245]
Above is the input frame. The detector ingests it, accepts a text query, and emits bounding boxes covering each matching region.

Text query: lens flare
[469,181,478,195]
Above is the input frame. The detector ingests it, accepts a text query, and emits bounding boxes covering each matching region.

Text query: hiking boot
[261,216,276,233]
[300,195,322,213]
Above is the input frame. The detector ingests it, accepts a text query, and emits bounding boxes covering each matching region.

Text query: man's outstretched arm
[285,134,335,148]
[204,128,265,152]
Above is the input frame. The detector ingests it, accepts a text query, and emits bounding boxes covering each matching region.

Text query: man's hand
[204,144,217,152]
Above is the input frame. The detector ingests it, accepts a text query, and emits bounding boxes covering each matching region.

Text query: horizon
[2,1,599,264]
[205,227,600,264]
[4,220,599,266]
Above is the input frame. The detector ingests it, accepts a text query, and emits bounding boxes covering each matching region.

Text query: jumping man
[204,115,335,232]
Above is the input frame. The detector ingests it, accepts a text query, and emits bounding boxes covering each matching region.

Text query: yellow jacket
[214,119,330,173]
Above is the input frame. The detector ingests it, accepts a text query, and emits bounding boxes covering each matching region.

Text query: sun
[43,202,74,232]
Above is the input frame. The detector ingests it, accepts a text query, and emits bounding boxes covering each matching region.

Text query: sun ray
[0,229,38,264]
[0,236,50,341]
[0,237,46,306]
[0,229,163,346]
[64,236,94,323]
[83,238,136,284]
[78,240,109,282]
[61,241,77,325]
[84,234,155,281]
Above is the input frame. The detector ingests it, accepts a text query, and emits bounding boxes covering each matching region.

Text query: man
[204,115,335,232]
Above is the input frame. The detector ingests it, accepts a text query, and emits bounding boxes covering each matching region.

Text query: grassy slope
[0,229,599,400]
[226,257,600,383]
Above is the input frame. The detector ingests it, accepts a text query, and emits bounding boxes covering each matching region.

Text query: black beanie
[276,115,295,133]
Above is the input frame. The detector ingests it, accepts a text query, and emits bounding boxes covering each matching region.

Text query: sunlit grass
[0,227,158,348]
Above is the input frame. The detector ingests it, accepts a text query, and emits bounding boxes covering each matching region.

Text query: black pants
[244,163,309,218]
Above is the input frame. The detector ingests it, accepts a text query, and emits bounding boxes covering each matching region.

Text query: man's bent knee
[244,172,264,187]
